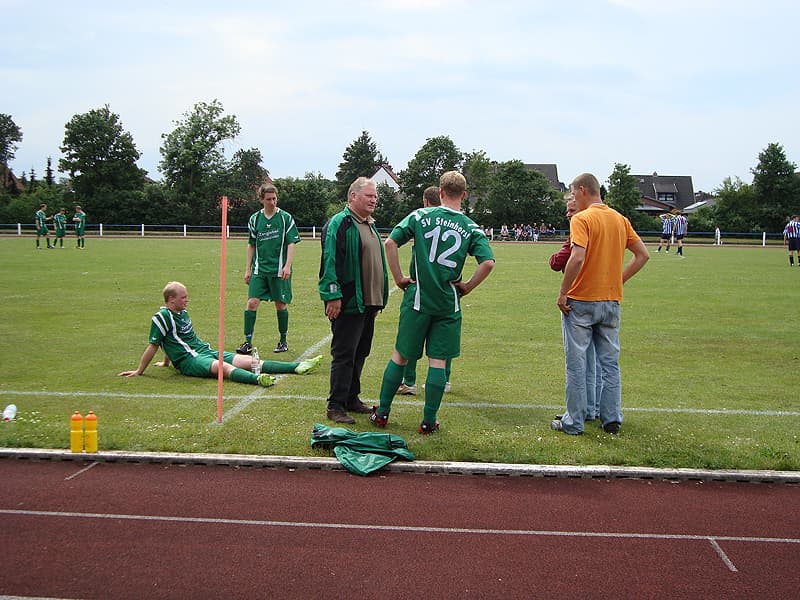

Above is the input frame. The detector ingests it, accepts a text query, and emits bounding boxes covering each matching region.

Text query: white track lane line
[2,508,798,549]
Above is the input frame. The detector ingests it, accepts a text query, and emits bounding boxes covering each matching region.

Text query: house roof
[524,164,565,191]
[634,173,695,210]
[371,163,400,185]
[1,164,25,192]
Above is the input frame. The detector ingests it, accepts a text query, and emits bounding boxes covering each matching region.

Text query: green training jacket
[318,206,388,315]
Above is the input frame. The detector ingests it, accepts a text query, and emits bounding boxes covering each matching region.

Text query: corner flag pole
[217,196,229,424]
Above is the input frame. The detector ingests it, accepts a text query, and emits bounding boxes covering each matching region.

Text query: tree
[45,157,55,187]
[59,105,145,223]
[606,163,640,217]
[272,173,336,229]
[0,113,23,165]
[159,99,241,198]
[223,148,269,225]
[334,131,385,201]
[713,176,759,232]
[372,182,403,228]
[751,142,799,231]
[400,136,463,211]
[606,163,649,229]
[463,150,494,218]
[485,160,560,227]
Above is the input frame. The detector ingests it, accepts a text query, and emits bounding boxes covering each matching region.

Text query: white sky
[3,0,798,192]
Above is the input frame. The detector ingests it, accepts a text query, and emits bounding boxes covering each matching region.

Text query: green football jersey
[248,208,300,276]
[54,213,67,235]
[73,212,86,233]
[148,307,211,365]
[390,206,494,316]
[35,210,47,229]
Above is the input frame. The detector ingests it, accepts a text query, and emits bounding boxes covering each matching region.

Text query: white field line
[1,508,798,548]
[2,389,798,418]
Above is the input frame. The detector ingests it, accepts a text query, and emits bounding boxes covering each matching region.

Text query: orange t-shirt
[568,204,641,301]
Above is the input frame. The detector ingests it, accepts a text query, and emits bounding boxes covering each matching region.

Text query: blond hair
[162,281,186,303]
[439,171,466,198]
[348,177,375,199]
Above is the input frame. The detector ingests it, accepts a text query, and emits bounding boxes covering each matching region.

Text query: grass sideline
[0,237,797,471]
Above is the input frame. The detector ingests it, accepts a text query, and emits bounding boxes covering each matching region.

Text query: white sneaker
[397,383,416,395]
[422,382,451,393]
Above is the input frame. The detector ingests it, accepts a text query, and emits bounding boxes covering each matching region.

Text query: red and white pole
[217,196,228,423]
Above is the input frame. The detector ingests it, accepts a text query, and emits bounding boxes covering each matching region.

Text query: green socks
[402,358,418,386]
[244,309,257,340]
[378,360,405,415]
[277,308,288,343]
[423,367,447,423]
[230,367,257,384]
[260,360,297,374]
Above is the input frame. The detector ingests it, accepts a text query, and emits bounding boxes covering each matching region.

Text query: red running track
[1,458,798,599]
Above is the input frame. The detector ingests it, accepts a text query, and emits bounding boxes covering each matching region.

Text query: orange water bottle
[70,411,84,453]
[84,411,98,453]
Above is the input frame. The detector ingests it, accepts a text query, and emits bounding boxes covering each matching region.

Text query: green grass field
[0,236,797,470]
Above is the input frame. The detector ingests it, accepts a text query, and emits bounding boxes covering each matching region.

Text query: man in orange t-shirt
[553,173,649,435]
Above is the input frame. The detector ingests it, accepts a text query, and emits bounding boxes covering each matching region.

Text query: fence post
[99,223,103,236]
[17,223,21,235]
[226,225,230,238]
[762,232,766,247]
[141,224,145,237]
[183,224,187,237]
[312,226,316,239]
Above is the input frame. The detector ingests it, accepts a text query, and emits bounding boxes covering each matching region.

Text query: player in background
[236,183,301,355]
[783,215,800,266]
[655,212,674,253]
[53,208,67,248]
[35,203,53,249]
[72,205,86,248]
[371,171,494,434]
[673,212,688,256]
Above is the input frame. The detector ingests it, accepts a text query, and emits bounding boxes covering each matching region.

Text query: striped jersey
[389,205,494,316]
[35,210,47,229]
[248,208,301,276]
[784,220,800,238]
[673,215,688,236]
[660,216,674,235]
[148,307,210,366]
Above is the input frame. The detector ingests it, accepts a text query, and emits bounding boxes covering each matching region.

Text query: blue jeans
[560,300,623,434]
[585,341,602,421]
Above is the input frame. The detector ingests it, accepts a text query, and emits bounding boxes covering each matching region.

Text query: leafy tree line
[2,107,798,233]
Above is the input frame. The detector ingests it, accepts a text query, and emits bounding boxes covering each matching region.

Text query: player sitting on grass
[118,281,321,385]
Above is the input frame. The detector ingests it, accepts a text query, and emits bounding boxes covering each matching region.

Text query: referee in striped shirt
[783,215,800,266]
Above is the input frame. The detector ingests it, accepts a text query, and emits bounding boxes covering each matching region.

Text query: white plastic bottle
[3,404,17,421]
[251,348,261,375]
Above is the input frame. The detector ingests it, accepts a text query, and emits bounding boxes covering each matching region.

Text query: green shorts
[55,230,66,238]
[394,305,461,361]
[176,349,235,378]
[248,274,292,304]
[36,226,49,236]
[75,228,85,236]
